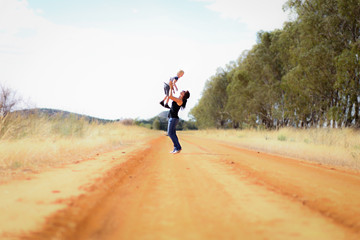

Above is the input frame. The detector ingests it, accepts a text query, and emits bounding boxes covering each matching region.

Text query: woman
[167,89,190,154]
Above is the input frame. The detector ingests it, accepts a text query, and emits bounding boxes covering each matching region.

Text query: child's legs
[163,83,170,103]
[164,83,170,96]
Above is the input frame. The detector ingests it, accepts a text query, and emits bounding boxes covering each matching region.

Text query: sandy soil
[1,134,360,240]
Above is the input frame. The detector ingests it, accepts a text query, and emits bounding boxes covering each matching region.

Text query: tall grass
[0,113,159,181]
[187,128,360,171]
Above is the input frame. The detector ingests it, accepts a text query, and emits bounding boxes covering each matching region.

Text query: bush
[152,118,161,130]
[277,134,287,141]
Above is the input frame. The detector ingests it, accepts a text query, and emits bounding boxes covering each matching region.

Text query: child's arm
[169,82,175,94]
[173,81,178,92]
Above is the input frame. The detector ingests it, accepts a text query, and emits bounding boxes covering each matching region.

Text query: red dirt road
[21,135,360,239]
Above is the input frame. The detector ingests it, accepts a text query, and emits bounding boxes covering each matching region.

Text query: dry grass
[0,113,160,182]
[186,128,360,171]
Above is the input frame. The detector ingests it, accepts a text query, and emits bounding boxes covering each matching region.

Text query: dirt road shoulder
[0,136,160,239]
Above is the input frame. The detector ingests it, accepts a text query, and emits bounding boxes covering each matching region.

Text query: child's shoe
[164,104,170,109]
[160,101,164,107]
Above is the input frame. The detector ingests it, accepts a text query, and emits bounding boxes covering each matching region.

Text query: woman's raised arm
[169,90,183,106]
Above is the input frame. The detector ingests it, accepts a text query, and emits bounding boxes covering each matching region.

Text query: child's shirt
[169,76,179,88]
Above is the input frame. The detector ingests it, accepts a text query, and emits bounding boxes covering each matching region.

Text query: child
[160,70,184,109]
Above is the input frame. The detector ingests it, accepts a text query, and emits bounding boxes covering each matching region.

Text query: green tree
[225,68,250,128]
[284,0,344,127]
[191,0,360,129]
[190,68,231,129]
[152,117,161,130]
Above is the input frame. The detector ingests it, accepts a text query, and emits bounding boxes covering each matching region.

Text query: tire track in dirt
[22,135,360,240]
[182,135,360,234]
[20,137,161,240]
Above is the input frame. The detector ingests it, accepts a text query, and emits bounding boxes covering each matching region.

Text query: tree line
[190,0,360,129]
[135,111,197,131]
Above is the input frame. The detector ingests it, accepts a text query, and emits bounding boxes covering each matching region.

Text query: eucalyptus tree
[190,68,231,128]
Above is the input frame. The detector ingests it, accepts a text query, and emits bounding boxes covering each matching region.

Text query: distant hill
[13,108,117,123]
[157,111,169,120]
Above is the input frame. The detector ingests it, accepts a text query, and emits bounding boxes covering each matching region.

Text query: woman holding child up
[167,89,190,154]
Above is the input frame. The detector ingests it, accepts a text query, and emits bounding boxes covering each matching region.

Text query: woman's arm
[169,90,183,106]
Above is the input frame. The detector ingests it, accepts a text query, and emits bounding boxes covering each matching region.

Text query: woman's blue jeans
[167,118,181,151]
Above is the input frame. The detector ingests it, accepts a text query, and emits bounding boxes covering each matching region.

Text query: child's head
[177,70,184,78]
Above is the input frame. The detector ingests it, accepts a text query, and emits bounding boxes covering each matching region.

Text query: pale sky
[0,0,290,120]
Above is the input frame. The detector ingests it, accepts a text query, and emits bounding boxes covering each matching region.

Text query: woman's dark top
[168,100,181,119]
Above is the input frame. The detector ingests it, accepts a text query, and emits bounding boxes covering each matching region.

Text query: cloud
[0,0,49,34]
[197,0,289,31]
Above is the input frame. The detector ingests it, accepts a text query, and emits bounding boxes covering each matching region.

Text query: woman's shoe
[165,104,170,109]
[172,149,181,154]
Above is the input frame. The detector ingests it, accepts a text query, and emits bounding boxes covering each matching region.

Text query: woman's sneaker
[164,104,170,109]
[172,149,181,154]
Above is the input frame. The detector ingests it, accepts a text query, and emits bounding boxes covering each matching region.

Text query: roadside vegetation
[0,111,160,182]
[186,128,360,171]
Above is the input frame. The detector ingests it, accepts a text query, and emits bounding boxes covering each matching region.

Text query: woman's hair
[181,90,190,109]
